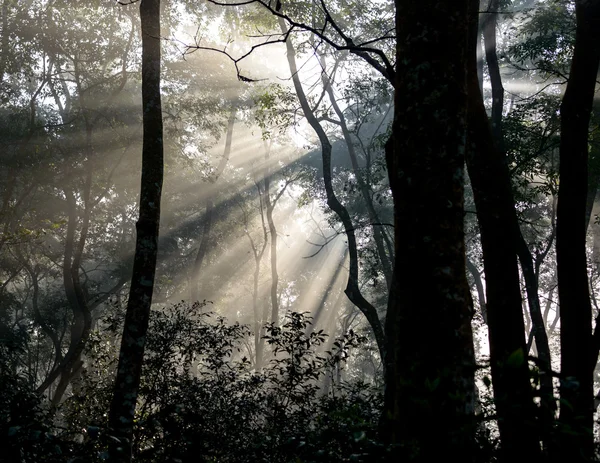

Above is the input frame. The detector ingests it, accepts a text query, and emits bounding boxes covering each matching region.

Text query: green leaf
[506,348,525,368]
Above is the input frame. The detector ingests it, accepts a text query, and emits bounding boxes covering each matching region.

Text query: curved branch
[280,18,385,363]
[204,0,395,83]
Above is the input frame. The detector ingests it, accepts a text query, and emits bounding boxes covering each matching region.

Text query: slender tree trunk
[476,6,484,95]
[517,231,555,439]
[466,258,487,323]
[243,192,268,370]
[320,53,393,290]
[36,187,92,400]
[481,1,504,150]
[263,140,281,327]
[483,1,555,446]
[381,1,476,459]
[190,108,235,302]
[280,18,386,364]
[555,1,600,460]
[107,1,163,460]
[465,2,541,460]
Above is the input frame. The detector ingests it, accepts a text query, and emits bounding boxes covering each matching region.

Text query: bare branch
[205,0,395,83]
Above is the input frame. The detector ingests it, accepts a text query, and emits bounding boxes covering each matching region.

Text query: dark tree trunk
[481,1,504,150]
[555,1,600,460]
[381,1,476,460]
[107,0,163,461]
[482,0,554,452]
[465,2,541,460]
[280,18,386,364]
[320,53,393,290]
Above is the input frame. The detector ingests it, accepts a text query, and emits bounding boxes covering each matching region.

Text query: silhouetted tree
[556,1,600,460]
[107,0,164,461]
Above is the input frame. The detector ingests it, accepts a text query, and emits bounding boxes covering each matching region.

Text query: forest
[1,0,600,461]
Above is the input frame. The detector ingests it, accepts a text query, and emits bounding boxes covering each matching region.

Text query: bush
[59,304,382,462]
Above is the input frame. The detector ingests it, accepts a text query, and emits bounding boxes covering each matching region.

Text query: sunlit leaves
[253,83,297,138]
[507,0,575,78]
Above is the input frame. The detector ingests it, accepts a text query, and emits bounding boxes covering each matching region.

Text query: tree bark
[482,1,555,451]
[481,0,504,150]
[107,0,163,460]
[466,258,487,323]
[381,1,476,459]
[555,1,600,460]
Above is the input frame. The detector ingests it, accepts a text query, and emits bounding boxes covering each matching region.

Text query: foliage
[0,329,66,463]
[507,0,575,78]
[52,306,381,462]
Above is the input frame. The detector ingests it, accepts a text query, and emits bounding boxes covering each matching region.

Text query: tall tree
[107,0,164,461]
[319,52,394,290]
[466,1,545,459]
[382,0,476,459]
[279,17,386,363]
[555,0,600,460]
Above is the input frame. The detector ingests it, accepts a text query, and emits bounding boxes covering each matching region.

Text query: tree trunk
[517,231,555,441]
[262,140,281,327]
[243,189,268,371]
[190,108,235,302]
[36,187,92,401]
[481,1,504,150]
[381,1,476,459]
[482,1,555,452]
[466,258,487,323]
[280,17,386,364]
[555,1,600,460]
[320,53,393,290]
[107,0,163,460]
[465,2,541,460]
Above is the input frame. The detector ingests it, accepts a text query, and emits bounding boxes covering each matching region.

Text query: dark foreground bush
[3,304,383,462]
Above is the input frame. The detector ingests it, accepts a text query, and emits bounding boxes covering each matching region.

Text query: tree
[107,0,164,461]
[201,1,477,457]
[465,1,543,459]
[555,1,600,460]
[277,17,386,365]
[381,1,476,459]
